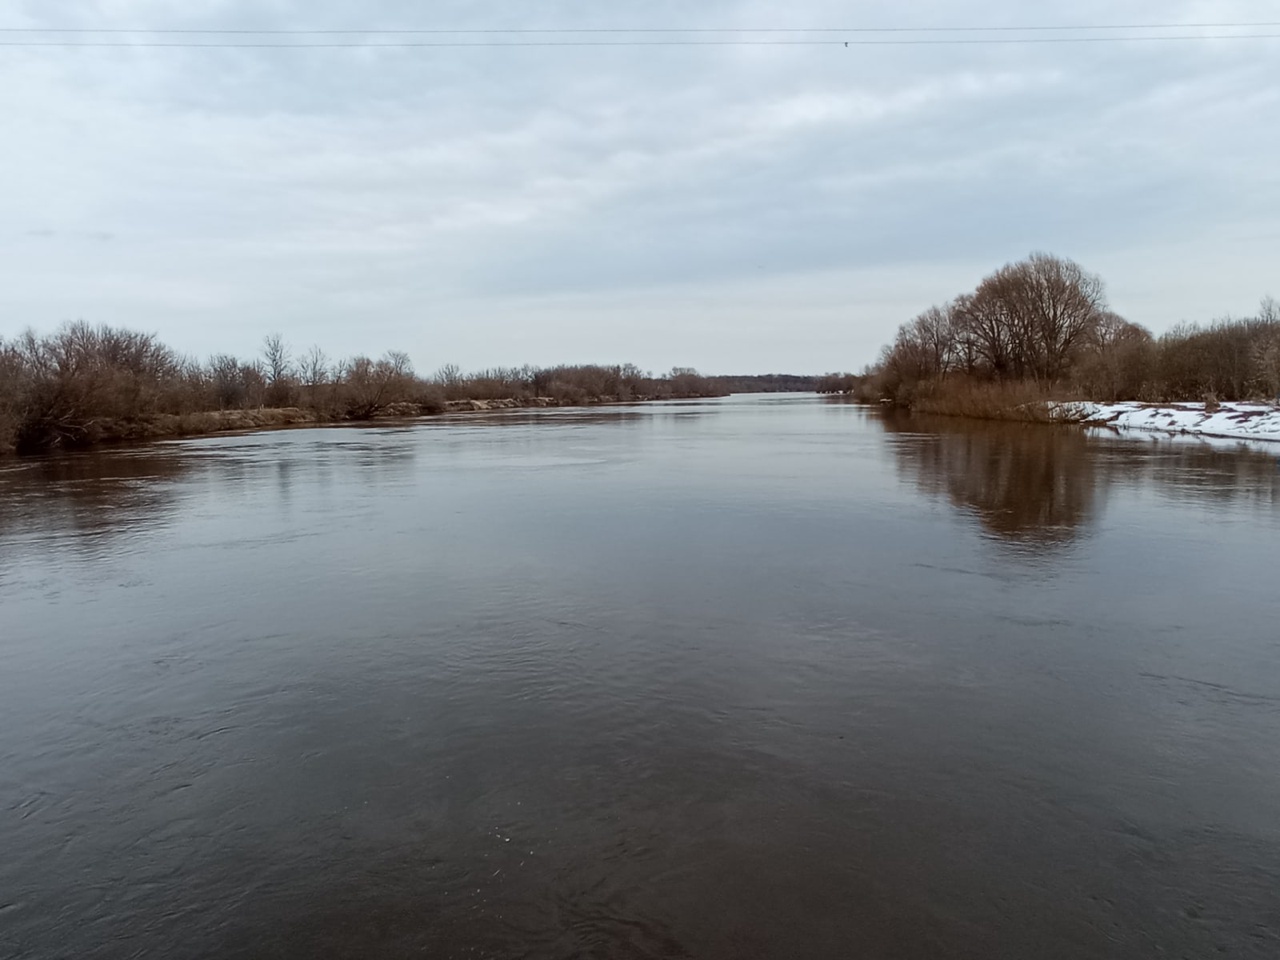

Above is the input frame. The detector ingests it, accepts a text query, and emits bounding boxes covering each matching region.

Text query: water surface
[2,396,1278,958]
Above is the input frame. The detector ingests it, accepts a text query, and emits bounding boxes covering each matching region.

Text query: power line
[1,36,1278,48]
[2,22,1280,34]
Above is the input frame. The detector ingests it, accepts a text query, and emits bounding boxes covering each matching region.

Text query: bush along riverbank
[2,395,694,452]
[0,324,726,456]
[828,251,1279,438]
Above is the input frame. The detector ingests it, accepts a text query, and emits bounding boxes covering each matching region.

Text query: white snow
[1056,401,1280,444]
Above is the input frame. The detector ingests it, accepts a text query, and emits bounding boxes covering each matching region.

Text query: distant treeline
[816,373,864,395]
[839,252,1279,416]
[706,374,818,393]
[0,324,725,454]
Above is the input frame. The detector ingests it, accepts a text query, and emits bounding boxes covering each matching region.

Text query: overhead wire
[1,22,1280,33]
[2,22,1278,48]
[1,36,1278,48]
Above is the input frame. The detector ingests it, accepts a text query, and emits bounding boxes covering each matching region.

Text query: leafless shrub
[0,324,723,455]
[337,351,416,419]
[8,322,185,451]
[262,333,296,408]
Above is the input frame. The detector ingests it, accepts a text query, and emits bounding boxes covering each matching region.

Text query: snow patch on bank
[1058,401,1280,443]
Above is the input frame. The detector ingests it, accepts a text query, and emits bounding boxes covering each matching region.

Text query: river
[2,395,1278,959]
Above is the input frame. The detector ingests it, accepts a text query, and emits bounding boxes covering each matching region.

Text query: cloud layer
[3,0,1277,373]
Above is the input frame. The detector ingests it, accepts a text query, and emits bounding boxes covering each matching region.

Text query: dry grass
[0,396,629,456]
[69,408,322,447]
[908,380,1086,423]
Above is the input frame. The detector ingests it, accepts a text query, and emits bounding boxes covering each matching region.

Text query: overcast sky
[2,1,1277,375]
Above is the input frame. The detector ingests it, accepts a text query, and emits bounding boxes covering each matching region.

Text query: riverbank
[875,381,1280,443]
[2,394,666,456]
[1063,401,1280,443]
[2,323,739,455]
[878,387,1280,444]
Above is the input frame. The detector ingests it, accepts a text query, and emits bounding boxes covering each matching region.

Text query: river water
[2,395,1278,959]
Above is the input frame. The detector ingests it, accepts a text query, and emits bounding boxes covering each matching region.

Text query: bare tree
[906,304,958,377]
[971,253,1106,382]
[300,345,329,388]
[1259,296,1279,325]
[434,362,462,387]
[262,333,295,407]
[1253,298,1280,400]
[0,336,28,454]
[298,345,330,412]
[952,291,1016,379]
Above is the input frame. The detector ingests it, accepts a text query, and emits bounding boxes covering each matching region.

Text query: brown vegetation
[861,253,1278,419]
[816,372,866,395]
[0,323,724,455]
[707,374,819,393]
[907,381,1081,423]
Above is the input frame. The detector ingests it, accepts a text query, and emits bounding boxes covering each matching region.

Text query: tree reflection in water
[0,426,441,556]
[2,408,1275,558]
[881,413,1096,547]
[880,410,1280,546]
[0,448,191,547]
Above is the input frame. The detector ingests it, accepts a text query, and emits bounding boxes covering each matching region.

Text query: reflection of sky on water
[2,398,1277,571]
[2,395,1279,960]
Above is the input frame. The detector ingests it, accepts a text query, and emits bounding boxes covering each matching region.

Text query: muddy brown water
[2,395,1278,959]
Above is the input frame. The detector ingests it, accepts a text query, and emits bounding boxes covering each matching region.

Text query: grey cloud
[2,0,1277,371]
[22,228,116,242]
